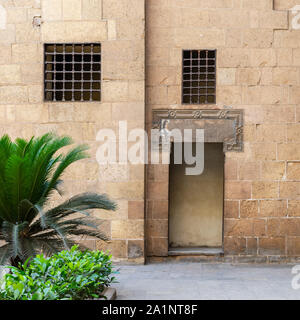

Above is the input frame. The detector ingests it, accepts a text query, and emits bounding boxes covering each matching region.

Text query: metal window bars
[182,49,216,105]
[44,43,101,102]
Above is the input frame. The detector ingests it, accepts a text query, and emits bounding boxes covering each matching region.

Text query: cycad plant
[0,133,116,267]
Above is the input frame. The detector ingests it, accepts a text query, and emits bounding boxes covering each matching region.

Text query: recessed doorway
[168,143,224,254]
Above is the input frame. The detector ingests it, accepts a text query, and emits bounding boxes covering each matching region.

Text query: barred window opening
[182,49,216,105]
[44,43,101,102]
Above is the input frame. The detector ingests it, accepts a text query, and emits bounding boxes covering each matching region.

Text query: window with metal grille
[44,43,101,102]
[182,50,216,104]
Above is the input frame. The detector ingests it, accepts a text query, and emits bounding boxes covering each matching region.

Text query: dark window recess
[182,49,216,104]
[44,43,101,102]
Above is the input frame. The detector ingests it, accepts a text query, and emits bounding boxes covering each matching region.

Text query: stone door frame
[146,109,244,257]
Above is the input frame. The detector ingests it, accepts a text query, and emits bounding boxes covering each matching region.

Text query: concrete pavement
[114,262,300,300]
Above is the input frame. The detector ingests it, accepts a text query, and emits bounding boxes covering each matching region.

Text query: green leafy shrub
[0,133,117,267]
[0,246,116,300]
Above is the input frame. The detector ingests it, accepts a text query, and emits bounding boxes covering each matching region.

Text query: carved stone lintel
[152,109,244,152]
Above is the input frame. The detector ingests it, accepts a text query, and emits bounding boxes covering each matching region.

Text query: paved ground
[114,262,300,300]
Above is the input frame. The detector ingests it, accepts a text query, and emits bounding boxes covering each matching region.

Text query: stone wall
[146,0,300,261]
[0,0,145,263]
[1,0,300,263]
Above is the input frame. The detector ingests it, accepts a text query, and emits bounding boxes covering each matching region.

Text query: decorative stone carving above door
[152,109,244,152]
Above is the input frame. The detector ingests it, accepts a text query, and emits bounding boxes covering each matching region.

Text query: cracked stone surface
[114,262,300,300]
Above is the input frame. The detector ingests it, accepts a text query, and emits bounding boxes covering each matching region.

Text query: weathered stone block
[111,102,144,121]
[216,86,241,104]
[42,0,62,21]
[239,161,260,180]
[252,143,276,160]
[218,48,250,67]
[278,144,300,160]
[103,0,144,19]
[147,27,174,48]
[224,201,239,219]
[225,181,251,200]
[224,159,237,180]
[0,46,11,64]
[147,6,174,28]
[287,124,300,142]
[236,68,260,85]
[225,29,242,47]
[82,0,102,20]
[16,104,48,123]
[111,220,127,239]
[12,43,39,63]
[293,49,300,66]
[259,11,288,29]
[287,162,300,180]
[240,200,258,218]
[147,181,168,200]
[252,182,278,199]
[273,68,299,86]
[259,237,285,255]
[290,86,300,104]
[246,238,258,255]
[16,23,40,43]
[128,81,145,102]
[128,240,144,259]
[260,200,287,217]
[106,181,144,200]
[147,219,168,238]
[152,200,168,220]
[41,21,107,42]
[0,86,28,104]
[277,48,293,67]
[129,164,145,181]
[146,86,168,105]
[261,86,286,105]
[147,47,169,67]
[127,220,144,239]
[0,25,15,44]
[274,0,299,10]
[174,28,225,47]
[97,240,127,258]
[0,65,22,84]
[243,29,273,48]
[107,20,117,40]
[7,7,27,23]
[274,30,300,48]
[128,201,144,219]
[261,161,285,180]
[148,237,168,257]
[280,182,300,199]
[256,124,286,143]
[102,81,128,102]
[28,85,43,103]
[287,237,300,256]
[117,18,144,41]
[217,68,236,85]
[249,49,276,67]
[225,219,265,237]
[224,237,246,255]
[63,0,81,20]
[288,200,300,217]
[242,0,273,9]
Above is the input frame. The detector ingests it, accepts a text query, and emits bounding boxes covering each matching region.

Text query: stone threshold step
[168,247,223,256]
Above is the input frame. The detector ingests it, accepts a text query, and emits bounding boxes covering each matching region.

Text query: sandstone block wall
[0,0,145,263]
[146,0,300,261]
[1,0,300,263]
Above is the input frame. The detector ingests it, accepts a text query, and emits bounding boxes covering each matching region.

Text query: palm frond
[43,144,89,199]
[0,133,117,266]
